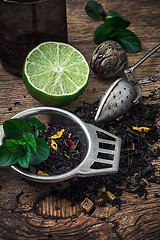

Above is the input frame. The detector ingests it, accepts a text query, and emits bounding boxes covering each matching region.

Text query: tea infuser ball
[90,40,128,79]
[94,43,160,123]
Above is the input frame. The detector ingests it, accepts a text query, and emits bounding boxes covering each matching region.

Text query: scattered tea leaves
[66,100,159,206]
[47,99,159,210]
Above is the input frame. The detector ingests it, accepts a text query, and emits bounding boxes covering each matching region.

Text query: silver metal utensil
[95,44,160,123]
[0,107,121,183]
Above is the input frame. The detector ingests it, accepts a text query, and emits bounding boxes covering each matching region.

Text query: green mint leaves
[85,1,106,20]
[85,1,141,53]
[3,118,32,139]
[105,10,130,29]
[29,116,47,137]
[0,117,50,169]
[0,145,17,166]
[112,28,141,53]
[29,137,50,165]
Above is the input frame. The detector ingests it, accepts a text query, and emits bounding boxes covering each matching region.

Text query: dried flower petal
[106,191,116,201]
[68,133,72,138]
[45,122,48,132]
[37,170,49,176]
[99,186,106,193]
[116,116,124,121]
[66,139,76,150]
[132,126,151,132]
[51,140,58,150]
[49,129,65,139]
[131,142,135,150]
[80,99,86,102]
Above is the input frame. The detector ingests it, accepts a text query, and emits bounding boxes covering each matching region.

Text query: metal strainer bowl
[0,107,121,183]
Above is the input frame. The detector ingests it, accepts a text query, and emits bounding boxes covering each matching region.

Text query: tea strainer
[0,107,121,183]
[95,44,160,122]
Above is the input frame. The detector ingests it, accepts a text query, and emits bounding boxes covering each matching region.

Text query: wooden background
[0,0,160,239]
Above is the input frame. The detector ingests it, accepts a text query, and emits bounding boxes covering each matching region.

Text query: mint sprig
[85,1,141,53]
[0,118,50,169]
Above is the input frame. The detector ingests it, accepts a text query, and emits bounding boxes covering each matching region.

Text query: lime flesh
[22,42,89,106]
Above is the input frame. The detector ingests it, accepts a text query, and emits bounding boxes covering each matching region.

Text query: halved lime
[22,42,90,106]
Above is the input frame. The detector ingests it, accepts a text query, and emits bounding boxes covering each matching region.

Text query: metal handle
[77,123,121,177]
[0,125,4,146]
[124,44,160,84]
[129,43,160,72]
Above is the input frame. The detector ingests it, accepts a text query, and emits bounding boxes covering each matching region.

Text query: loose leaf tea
[52,98,159,209]
[34,122,83,176]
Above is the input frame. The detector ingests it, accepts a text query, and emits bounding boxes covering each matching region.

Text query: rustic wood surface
[0,0,160,239]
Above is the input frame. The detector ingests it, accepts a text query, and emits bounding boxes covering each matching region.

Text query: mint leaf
[105,17,130,29]
[94,24,116,44]
[0,144,18,166]
[85,2,142,53]
[29,117,40,127]
[18,145,30,168]
[22,132,37,155]
[36,123,46,131]
[29,117,46,136]
[29,137,50,165]
[85,1,105,20]
[107,10,130,23]
[5,139,26,153]
[112,28,141,52]
[1,117,49,168]
[3,118,32,139]
[106,10,130,29]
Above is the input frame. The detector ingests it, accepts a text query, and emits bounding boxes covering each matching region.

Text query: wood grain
[0,0,160,239]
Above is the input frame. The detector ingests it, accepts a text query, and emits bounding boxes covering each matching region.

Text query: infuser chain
[138,72,160,84]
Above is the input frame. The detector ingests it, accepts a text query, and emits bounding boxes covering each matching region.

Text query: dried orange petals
[116,115,124,121]
[68,133,72,138]
[49,129,65,139]
[45,122,49,132]
[37,170,49,176]
[99,186,106,193]
[131,142,135,150]
[132,126,151,132]
[51,140,58,150]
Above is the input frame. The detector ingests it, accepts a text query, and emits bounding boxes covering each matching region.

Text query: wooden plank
[0,0,160,239]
